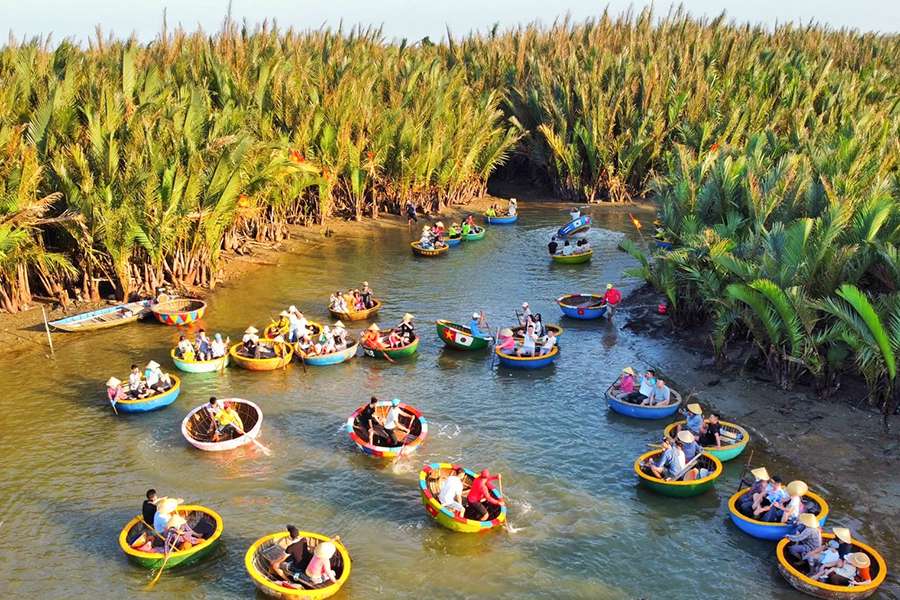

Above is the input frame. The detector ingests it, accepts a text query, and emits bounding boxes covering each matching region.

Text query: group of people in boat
[356,397,413,447]
[485,197,517,218]
[495,302,558,356]
[269,305,313,343]
[610,367,674,407]
[418,222,448,250]
[329,283,376,314]
[447,215,480,240]
[106,361,174,402]
[264,525,341,587]
[174,329,227,362]
[296,320,350,357]
[238,326,284,359]
[200,397,245,441]
[436,467,505,521]
[548,236,591,257]
[642,429,712,481]
[361,313,416,349]
[131,490,208,553]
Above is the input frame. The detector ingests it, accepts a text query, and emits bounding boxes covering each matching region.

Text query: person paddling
[468,312,488,338]
[397,313,416,344]
[467,469,503,521]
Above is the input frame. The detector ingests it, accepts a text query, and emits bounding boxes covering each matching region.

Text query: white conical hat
[106,377,121,387]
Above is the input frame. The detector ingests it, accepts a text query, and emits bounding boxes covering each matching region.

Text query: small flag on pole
[629,213,642,230]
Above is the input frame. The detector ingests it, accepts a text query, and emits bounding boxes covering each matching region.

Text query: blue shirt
[685,414,703,434]
[682,441,701,461]
[766,487,789,505]
[468,319,484,338]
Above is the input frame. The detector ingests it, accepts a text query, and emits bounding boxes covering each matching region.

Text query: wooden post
[41,306,55,357]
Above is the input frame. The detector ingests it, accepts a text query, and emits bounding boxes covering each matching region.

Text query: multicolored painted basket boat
[111,375,181,413]
[329,301,382,321]
[263,320,323,340]
[150,299,207,326]
[361,334,419,360]
[170,348,228,373]
[345,401,427,458]
[410,241,449,257]
[556,294,607,319]
[634,449,723,497]
[464,226,486,240]
[663,420,750,461]
[229,342,293,371]
[295,342,359,366]
[728,488,830,540]
[435,320,492,351]
[49,300,151,332]
[775,533,886,599]
[181,398,262,452]
[245,531,351,599]
[484,213,518,225]
[495,346,559,369]
[606,387,682,420]
[557,215,591,237]
[118,505,222,569]
[550,249,592,264]
[418,463,507,533]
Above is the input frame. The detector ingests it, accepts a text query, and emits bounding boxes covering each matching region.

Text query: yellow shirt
[216,408,244,431]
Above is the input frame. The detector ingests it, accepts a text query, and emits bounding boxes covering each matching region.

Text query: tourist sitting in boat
[397,313,416,344]
[359,397,391,445]
[548,236,559,255]
[815,552,871,586]
[332,320,347,348]
[305,539,338,585]
[433,221,446,239]
[128,364,148,397]
[468,312,488,338]
[532,313,547,337]
[697,413,724,447]
[485,205,497,217]
[561,240,574,255]
[288,306,308,342]
[766,480,807,523]
[539,330,558,355]
[786,513,823,562]
[361,324,382,348]
[448,223,460,239]
[610,367,636,399]
[330,292,348,313]
[361,282,374,308]
[461,221,471,236]
[242,326,260,356]
[807,539,843,576]
[213,400,245,441]
[507,198,517,216]
[153,497,182,538]
[419,226,436,250]
[643,433,697,481]
[382,399,410,445]
[752,474,787,519]
[387,328,404,348]
[142,489,159,526]
[107,377,127,404]
[497,328,516,354]
[265,525,317,582]
[678,430,702,461]
[467,469,503,521]
[130,492,184,551]
[438,466,466,517]
[575,238,590,253]
[296,334,314,355]
[211,333,227,358]
[166,513,204,550]
[680,403,704,435]
[195,329,212,360]
[176,335,195,360]
[144,361,172,392]
[737,467,770,514]
[642,378,672,406]
[517,324,538,357]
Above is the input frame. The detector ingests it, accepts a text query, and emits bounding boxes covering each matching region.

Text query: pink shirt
[467,475,500,505]
[305,555,330,580]
[498,336,515,352]
[620,374,635,394]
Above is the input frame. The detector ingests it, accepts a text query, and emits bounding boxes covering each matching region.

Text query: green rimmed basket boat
[361,332,419,359]
[464,226,486,241]
[663,420,750,462]
[634,450,723,497]
[118,504,222,569]
[435,320,492,351]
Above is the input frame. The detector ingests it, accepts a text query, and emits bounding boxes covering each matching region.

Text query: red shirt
[604,288,622,305]
[467,475,500,505]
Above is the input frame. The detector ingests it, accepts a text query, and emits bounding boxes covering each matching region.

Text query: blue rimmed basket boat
[557,215,591,237]
[484,213,517,225]
[495,346,559,369]
[728,488,830,540]
[446,234,462,247]
[606,386,682,420]
[49,300,151,332]
[111,375,181,413]
[170,348,228,373]
[556,294,607,319]
[295,342,359,366]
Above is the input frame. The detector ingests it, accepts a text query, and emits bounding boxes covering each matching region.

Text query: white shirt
[129,371,142,391]
[670,446,686,475]
[211,340,226,357]
[438,475,463,506]
[521,331,536,351]
[785,495,803,519]
[385,406,401,429]
[541,336,557,351]
[177,339,194,354]
[508,203,517,215]
[639,376,655,396]
[562,244,573,255]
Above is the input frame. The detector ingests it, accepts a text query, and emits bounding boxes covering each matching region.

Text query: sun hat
[833,527,852,544]
[245,326,259,334]
[786,480,808,497]
[333,320,344,327]
[166,514,187,529]
[798,513,819,529]
[146,360,160,370]
[106,377,122,387]
[687,403,702,415]
[362,281,368,286]
[676,430,695,444]
[279,310,289,317]
[522,302,529,308]
[367,324,380,331]
[750,467,770,481]
[500,328,513,336]
[606,283,613,289]
[288,305,298,313]
[436,221,444,228]
[622,367,636,376]
[391,398,400,406]
[315,541,337,560]
[472,312,480,319]
[847,553,870,569]
[214,333,223,341]
[156,498,180,515]
[402,313,414,321]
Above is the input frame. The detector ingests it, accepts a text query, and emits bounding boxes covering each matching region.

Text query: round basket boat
[346,401,427,458]
[170,348,228,373]
[245,531,351,599]
[606,386,682,420]
[229,341,293,371]
[655,240,674,251]
[495,346,559,369]
[557,215,591,237]
[728,488,830,540]
[410,241,449,257]
[263,320,323,340]
[510,323,564,342]
[446,234,462,247]
[329,300,382,321]
[634,449,723,497]
[111,375,181,413]
[484,213,517,225]
[361,333,419,360]
[556,294,607,319]
[663,420,749,461]
[295,342,359,366]
[151,299,207,326]
[776,533,887,599]
[551,249,592,264]
[464,226,486,241]
[435,320,492,351]
[418,463,507,533]
[118,504,222,569]
[181,399,262,452]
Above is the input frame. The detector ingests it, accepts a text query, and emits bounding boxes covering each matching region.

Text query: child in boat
[176,335,195,360]
[438,467,466,517]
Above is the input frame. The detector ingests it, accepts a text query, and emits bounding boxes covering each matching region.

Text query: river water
[1,204,895,599]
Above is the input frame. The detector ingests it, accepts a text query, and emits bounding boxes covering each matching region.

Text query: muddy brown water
[0,203,895,598]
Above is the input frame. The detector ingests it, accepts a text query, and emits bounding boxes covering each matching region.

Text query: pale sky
[3,0,898,44]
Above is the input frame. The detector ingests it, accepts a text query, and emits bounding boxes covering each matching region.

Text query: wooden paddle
[110,394,119,415]
[670,454,702,482]
[489,327,501,369]
[233,422,272,456]
[497,473,511,531]
[146,530,175,589]
[734,449,755,493]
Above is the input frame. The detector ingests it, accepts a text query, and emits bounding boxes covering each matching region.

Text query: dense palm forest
[1,11,897,410]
